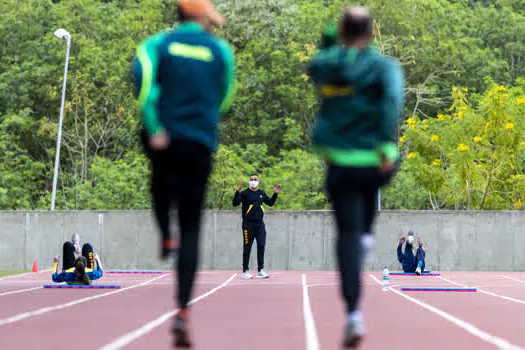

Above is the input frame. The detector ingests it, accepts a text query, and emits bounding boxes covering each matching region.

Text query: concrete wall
[1,210,524,271]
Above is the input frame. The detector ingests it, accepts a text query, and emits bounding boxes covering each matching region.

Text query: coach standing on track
[133,0,235,347]
[307,6,404,348]
[233,173,281,279]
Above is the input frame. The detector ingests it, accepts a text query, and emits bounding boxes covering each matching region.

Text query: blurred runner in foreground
[308,6,404,348]
[133,0,235,346]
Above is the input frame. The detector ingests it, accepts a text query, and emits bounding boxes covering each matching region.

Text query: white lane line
[0,274,168,326]
[0,270,52,282]
[99,273,237,350]
[302,274,320,350]
[0,273,32,282]
[503,276,525,285]
[438,277,474,288]
[0,287,42,297]
[439,276,525,306]
[307,283,338,288]
[369,275,523,350]
[473,284,524,289]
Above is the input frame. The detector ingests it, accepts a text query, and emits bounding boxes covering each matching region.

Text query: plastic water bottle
[382,266,389,291]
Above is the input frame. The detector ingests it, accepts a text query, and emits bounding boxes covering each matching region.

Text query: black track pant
[326,165,392,314]
[242,221,266,272]
[62,241,94,270]
[142,132,212,310]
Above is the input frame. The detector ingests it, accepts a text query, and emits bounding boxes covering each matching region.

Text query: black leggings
[62,241,94,270]
[326,165,392,313]
[142,133,212,310]
[242,221,266,272]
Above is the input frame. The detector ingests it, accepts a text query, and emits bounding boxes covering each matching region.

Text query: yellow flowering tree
[400,83,525,210]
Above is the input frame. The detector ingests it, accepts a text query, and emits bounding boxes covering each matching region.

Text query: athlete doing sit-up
[52,234,103,284]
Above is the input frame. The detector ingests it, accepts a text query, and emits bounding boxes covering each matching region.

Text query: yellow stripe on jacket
[65,267,93,273]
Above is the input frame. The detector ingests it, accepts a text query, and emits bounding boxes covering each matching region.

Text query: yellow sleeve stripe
[65,267,93,273]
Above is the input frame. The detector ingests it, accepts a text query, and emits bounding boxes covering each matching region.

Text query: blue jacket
[397,244,425,273]
[133,22,236,152]
[52,262,103,284]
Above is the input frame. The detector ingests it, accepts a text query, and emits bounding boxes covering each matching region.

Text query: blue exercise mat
[106,270,170,274]
[390,272,441,276]
[400,287,476,292]
[44,284,121,289]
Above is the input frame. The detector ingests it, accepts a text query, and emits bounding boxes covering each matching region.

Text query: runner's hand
[379,155,394,174]
[274,184,282,194]
[149,131,170,150]
[398,237,406,245]
[237,183,243,192]
[54,256,59,263]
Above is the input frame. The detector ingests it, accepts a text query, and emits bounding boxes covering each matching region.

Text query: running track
[1,270,525,349]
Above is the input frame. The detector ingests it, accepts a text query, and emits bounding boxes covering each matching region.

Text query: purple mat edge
[43,284,121,289]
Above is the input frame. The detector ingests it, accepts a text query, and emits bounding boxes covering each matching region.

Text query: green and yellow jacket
[308,24,404,167]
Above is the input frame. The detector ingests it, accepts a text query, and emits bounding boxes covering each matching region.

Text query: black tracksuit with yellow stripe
[233,188,278,272]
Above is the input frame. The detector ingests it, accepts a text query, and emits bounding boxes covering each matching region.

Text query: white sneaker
[241,271,253,279]
[72,233,82,259]
[71,233,81,245]
[415,267,422,276]
[343,312,365,348]
[256,270,269,279]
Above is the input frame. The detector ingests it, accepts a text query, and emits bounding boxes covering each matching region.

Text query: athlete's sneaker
[415,266,422,276]
[256,269,269,279]
[71,233,80,245]
[241,270,253,279]
[172,311,192,348]
[343,313,365,348]
[161,238,178,260]
[71,233,81,255]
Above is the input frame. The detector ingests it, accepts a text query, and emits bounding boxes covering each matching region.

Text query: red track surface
[1,270,525,349]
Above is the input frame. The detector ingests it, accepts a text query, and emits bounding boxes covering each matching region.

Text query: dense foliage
[1,0,525,210]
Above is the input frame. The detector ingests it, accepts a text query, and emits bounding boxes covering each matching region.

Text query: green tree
[2,0,525,210]
[401,82,525,210]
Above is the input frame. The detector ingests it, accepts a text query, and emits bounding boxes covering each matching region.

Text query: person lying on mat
[397,230,426,275]
[52,252,103,285]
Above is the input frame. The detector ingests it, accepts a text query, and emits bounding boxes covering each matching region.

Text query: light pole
[50,28,71,211]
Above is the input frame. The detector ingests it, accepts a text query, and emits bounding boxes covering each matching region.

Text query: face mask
[249,180,259,189]
[407,236,414,244]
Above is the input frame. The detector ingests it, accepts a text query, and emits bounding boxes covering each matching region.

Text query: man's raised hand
[274,184,282,194]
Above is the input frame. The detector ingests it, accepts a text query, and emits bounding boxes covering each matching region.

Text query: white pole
[377,189,381,211]
[51,32,71,211]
